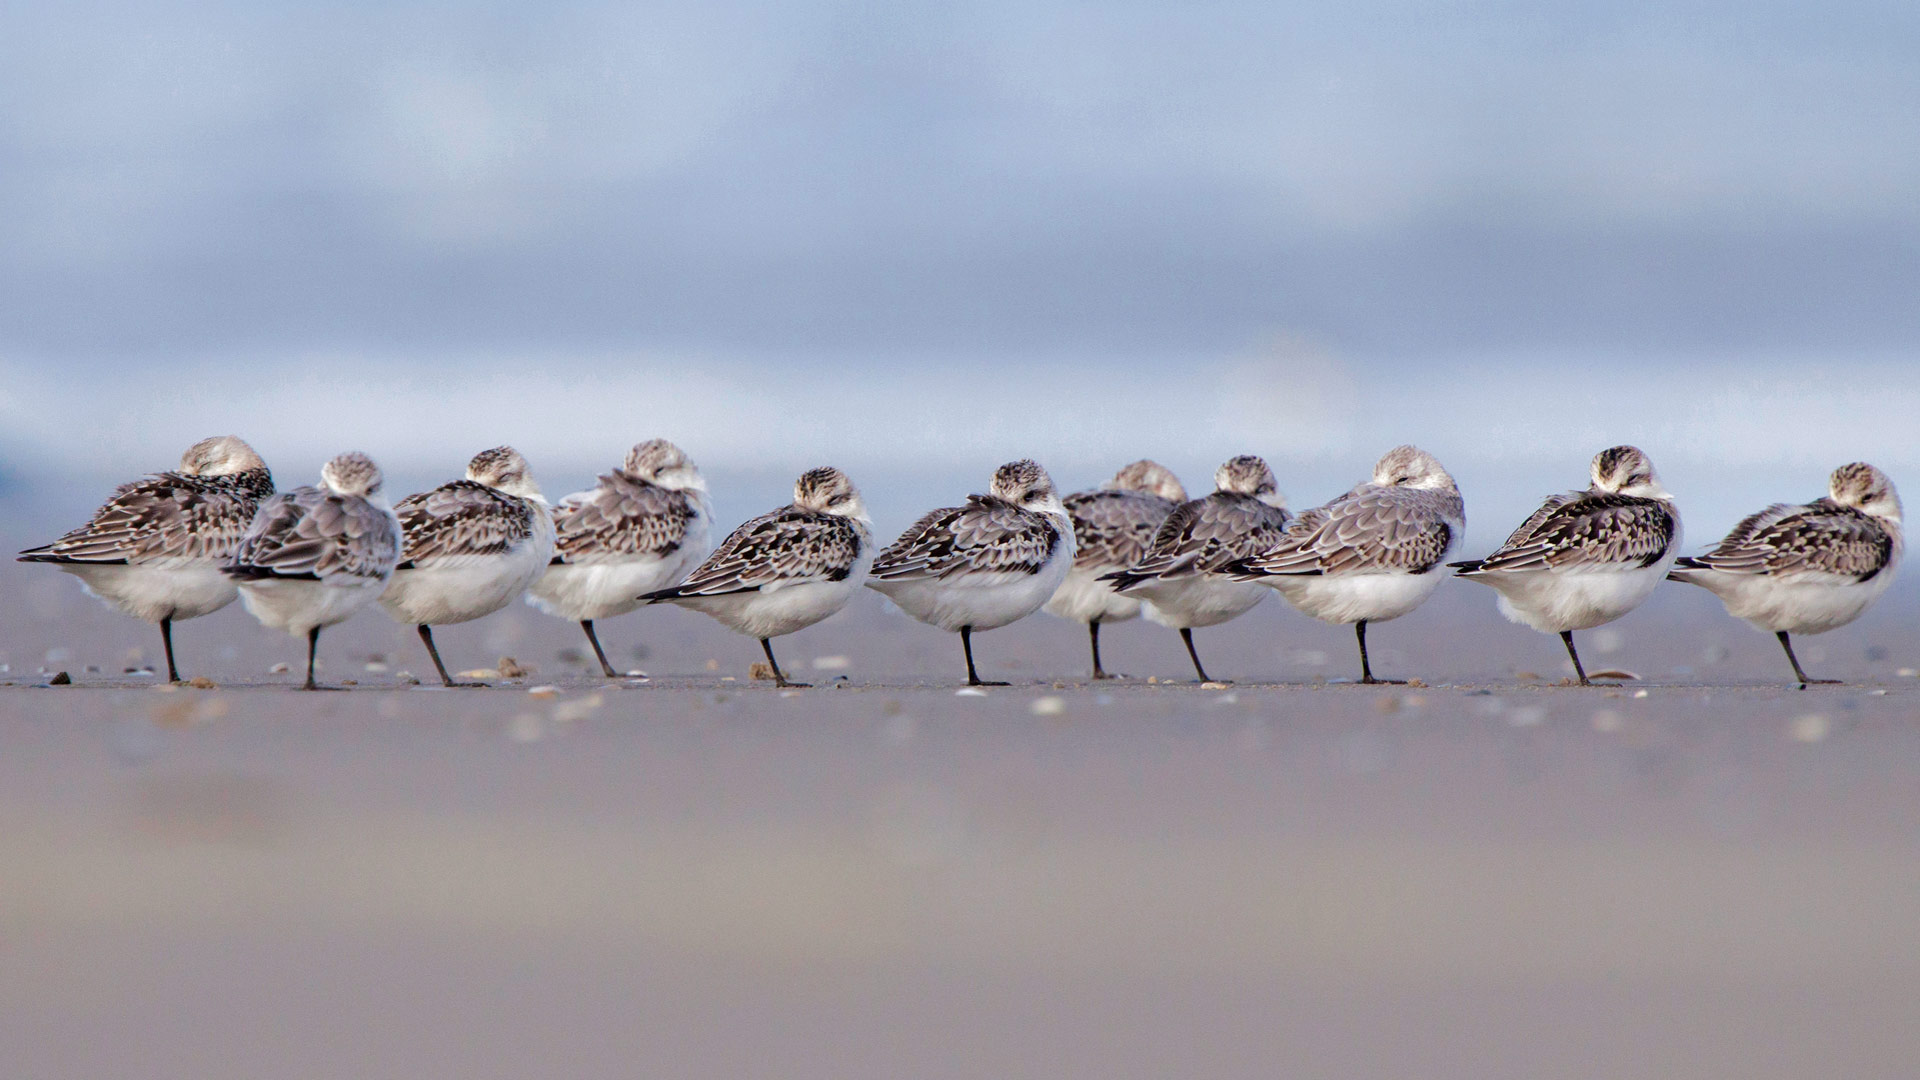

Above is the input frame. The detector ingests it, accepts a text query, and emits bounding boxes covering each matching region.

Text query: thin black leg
[419,624,472,687]
[1561,630,1591,685]
[760,638,809,688]
[1089,621,1112,680]
[1777,631,1839,688]
[1355,620,1405,684]
[304,626,321,690]
[1180,627,1216,683]
[961,626,1008,687]
[582,620,618,678]
[159,616,180,683]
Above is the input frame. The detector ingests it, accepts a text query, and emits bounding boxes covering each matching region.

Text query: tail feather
[18,547,129,565]
[221,565,321,581]
[1447,559,1485,576]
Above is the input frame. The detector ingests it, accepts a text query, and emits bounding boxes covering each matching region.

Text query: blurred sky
[1,0,1916,538]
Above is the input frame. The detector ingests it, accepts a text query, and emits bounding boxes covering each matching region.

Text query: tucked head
[1103,460,1187,503]
[990,459,1064,514]
[1830,462,1901,521]
[466,446,540,498]
[1214,454,1283,505]
[320,452,383,498]
[623,438,704,491]
[1373,445,1456,492]
[179,435,266,477]
[1590,445,1666,498]
[795,466,867,519]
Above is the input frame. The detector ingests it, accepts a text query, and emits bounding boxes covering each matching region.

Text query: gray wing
[1236,487,1455,576]
[1467,492,1675,573]
[1112,493,1293,586]
[649,507,861,597]
[870,496,1064,581]
[19,469,272,565]
[226,487,400,581]
[1682,500,1893,579]
[393,480,536,568]
[1063,489,1175,572]
[552,472,697,565]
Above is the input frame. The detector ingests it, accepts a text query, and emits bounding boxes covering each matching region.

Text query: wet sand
[5,563,1920,1078]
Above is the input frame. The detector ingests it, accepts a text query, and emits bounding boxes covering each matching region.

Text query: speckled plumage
[1677,499,1892,579]
[1090,455,1290,680]
[871,496,1066,582]
[225,451,402,687]
[227,481,402,583]
[18,435,277,681]
[21,465,275,568]
[392,481,540,569]
[1460,492,1676,574]
[1233,485,1459,578]
[1108,493,1292,587]
[1228,446,1463,683]
[1451,445,1679,683]
[869,460,1076,683]
[1062,488,1180,575]
[642,468,874,677]
[550,470,701,566]
[1669,462,1901,684]
[378,447,555,684]
[656,506,867,596]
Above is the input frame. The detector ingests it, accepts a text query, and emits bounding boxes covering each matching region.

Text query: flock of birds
[16,436,1904,691]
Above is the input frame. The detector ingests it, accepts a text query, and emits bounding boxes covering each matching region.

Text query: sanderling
[18,436,275,682]
[379,447,556,687]
[640,467,872,687]
[1670,462,1899,687]
[1451,446,1680,685]
[1043,460,1188,679]
[224,452,402,690]
[1099,456,1291,683]
[526,439,711,677]
[1226,445,1463,684]
[869,460,1075,686]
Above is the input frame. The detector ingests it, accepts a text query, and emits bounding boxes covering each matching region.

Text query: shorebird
[526,439,711,677]
[379,447,555,687]
[1226,445,1463,684]
[1043,460,1187,679]
[869,460,1075,686]
[1669,462,1899,687]
[1100,455,1292,683]
[224,452,402,690]
[1451,446,1680,686]
[640,467,872,687]
[18,436,274,682]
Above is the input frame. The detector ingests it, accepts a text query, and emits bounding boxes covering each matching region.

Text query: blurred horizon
[2,1,1916,542]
